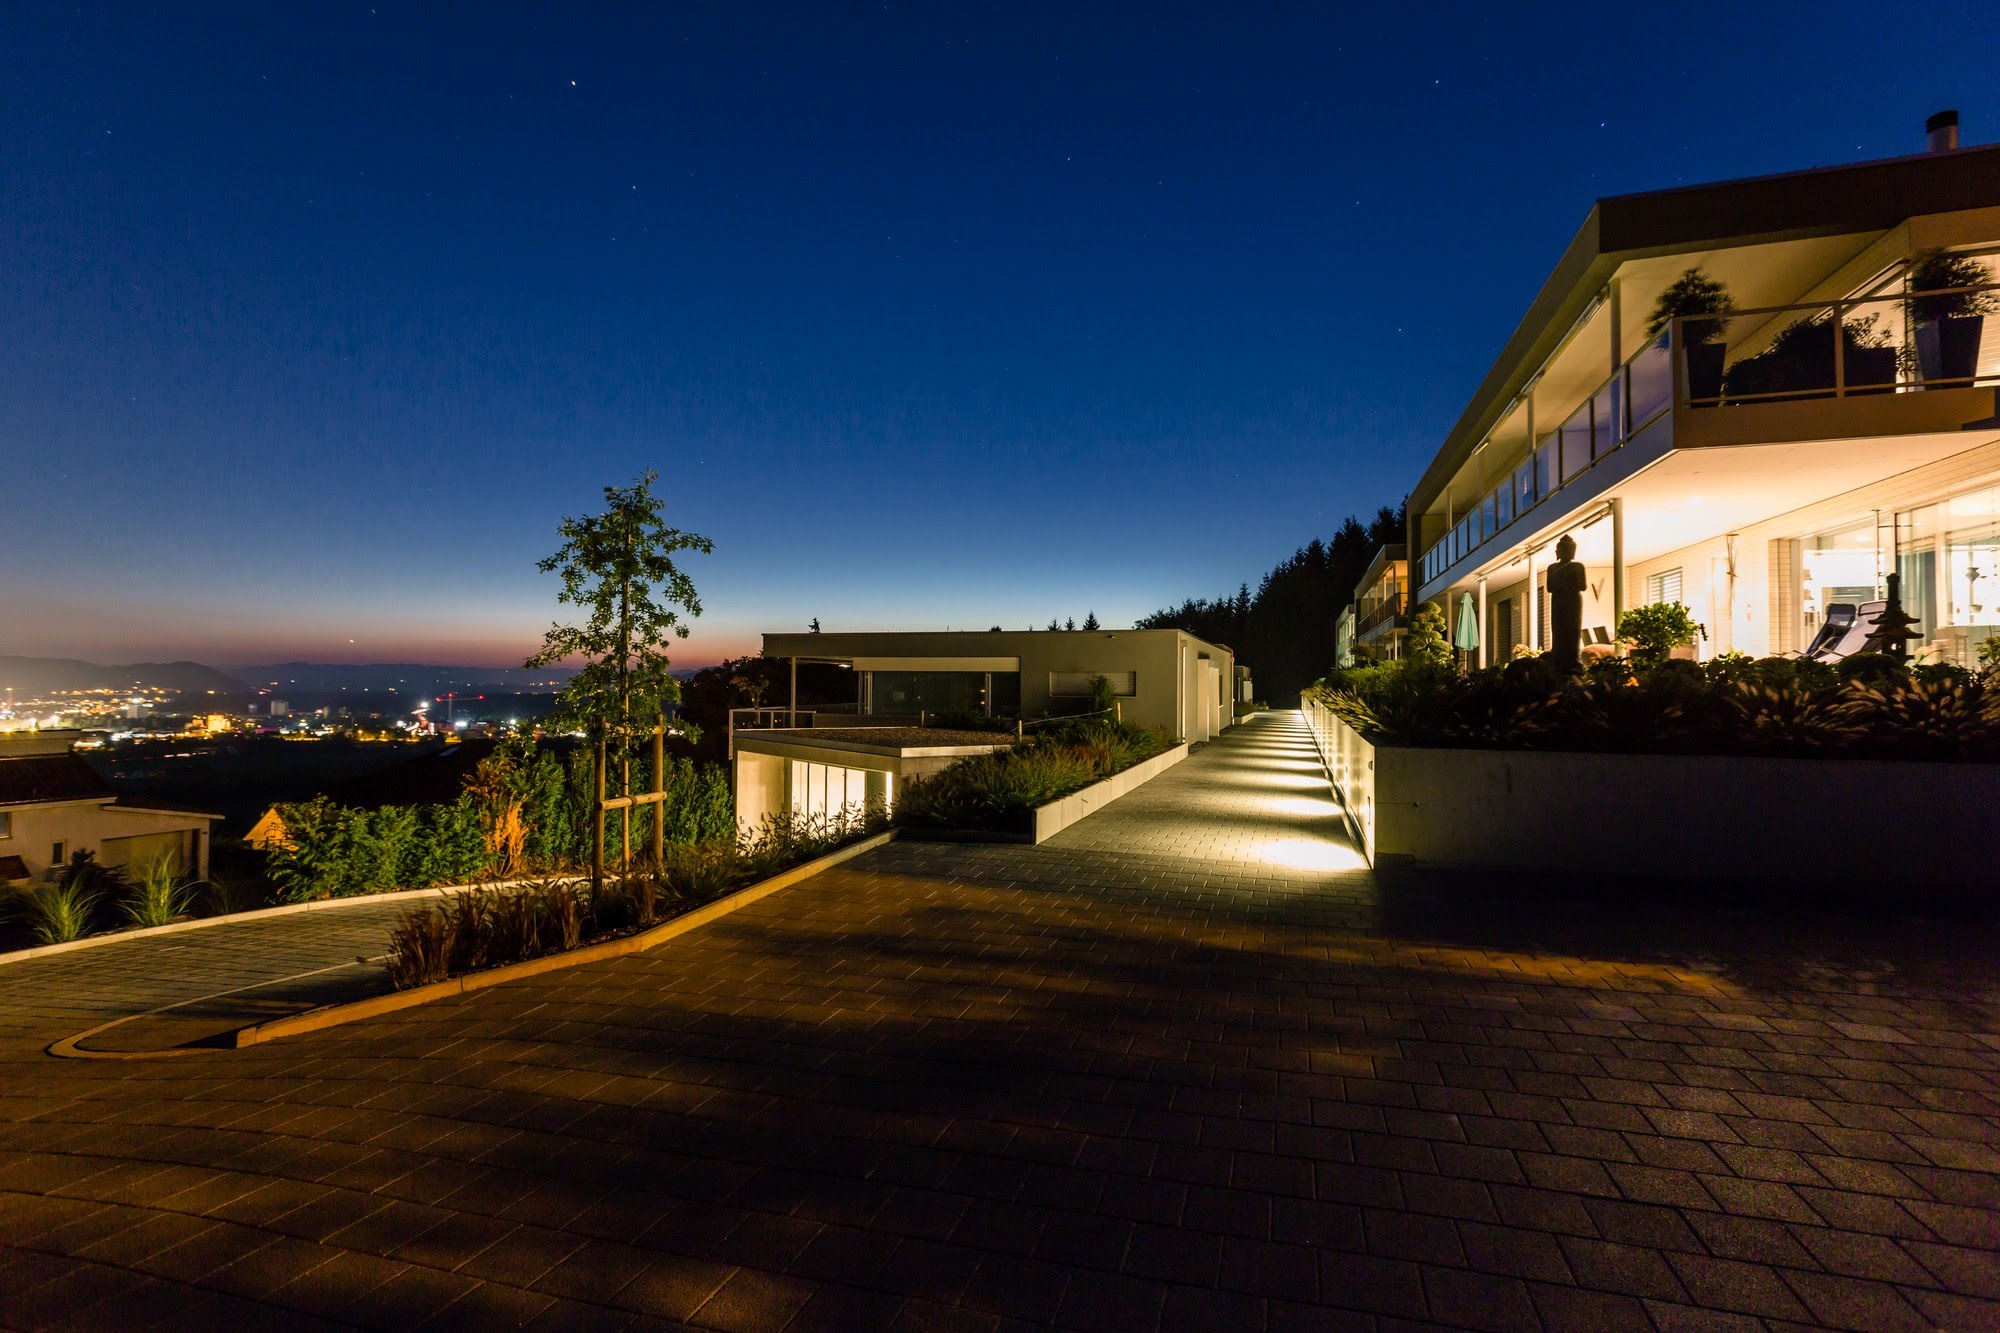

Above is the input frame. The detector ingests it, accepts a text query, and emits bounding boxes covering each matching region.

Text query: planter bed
[230,829,898,1048]
[900,742,1189,844]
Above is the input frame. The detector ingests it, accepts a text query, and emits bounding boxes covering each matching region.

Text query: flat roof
[762,626,1235,660]
[733,728,1011,760]
[1411,139,2000,517]
[1357,544,1407,591]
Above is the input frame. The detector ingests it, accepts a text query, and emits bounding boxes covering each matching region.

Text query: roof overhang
[1411,142,2000,519]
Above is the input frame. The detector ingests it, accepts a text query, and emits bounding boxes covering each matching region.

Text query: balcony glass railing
[1419,332,1671,587]
[1681,282,2000,406]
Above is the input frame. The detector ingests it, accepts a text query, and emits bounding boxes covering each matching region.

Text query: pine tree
[1082,611,1100,631]
[1408,600,1452,668]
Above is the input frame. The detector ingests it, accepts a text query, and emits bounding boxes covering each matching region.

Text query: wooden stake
[592,732,607,890]
[650,720,665,867]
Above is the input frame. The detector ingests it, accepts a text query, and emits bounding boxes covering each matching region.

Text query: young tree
[1065,617,1077,631]
[1082,611,1101,631]
[526,471,712,879]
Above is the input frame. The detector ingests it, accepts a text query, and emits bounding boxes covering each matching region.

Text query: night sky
[5,2,1994,669]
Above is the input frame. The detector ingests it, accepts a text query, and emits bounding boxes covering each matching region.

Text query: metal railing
[1679,282,2000,406]
[1355,597,1405,636]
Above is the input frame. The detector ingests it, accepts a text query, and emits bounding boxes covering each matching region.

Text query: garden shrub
[265,795,495,903]
[123,854,199,929]
[382,805,887,989]
[265,743,735,902]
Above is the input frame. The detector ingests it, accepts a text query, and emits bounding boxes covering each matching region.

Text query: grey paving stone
[0,713,1995,1331]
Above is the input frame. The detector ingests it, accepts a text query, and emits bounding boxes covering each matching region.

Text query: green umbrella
[1453,592,1480,652]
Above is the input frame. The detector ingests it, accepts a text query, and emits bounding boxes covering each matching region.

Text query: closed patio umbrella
[1454,592,1480,653]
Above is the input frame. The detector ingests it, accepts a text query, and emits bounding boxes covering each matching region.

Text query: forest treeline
[1138,505,1405,705]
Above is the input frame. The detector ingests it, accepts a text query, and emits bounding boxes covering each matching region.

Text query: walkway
[2,713,1997,1330]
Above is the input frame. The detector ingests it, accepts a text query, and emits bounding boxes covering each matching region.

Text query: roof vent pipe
[1926,109,1959,153]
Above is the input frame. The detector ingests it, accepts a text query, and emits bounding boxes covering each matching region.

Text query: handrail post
[1833,300,1846,398]
[649,721,664,869]
[1669,316,1685,411]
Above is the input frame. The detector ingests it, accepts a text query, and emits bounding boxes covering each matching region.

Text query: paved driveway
[1,713,1996,1330]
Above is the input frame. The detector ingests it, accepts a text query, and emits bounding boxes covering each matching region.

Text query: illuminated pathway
[3,712,1998,1330]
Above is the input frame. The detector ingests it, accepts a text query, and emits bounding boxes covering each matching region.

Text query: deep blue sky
[5,2,1993,668]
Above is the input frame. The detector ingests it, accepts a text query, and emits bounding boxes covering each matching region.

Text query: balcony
[1355,597,1404,639]
[1418,282,2000,590]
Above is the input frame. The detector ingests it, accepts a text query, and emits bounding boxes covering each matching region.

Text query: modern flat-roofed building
[732,628,1237,833]
[760,628,1235,739]
[1407,112,2000,668]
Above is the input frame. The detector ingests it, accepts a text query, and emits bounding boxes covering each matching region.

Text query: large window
[789,761,870,822]
[1049,671,1136,697]
[1897,482,2000,665]
[1801,518,1882,647]
[866,670,1019,717]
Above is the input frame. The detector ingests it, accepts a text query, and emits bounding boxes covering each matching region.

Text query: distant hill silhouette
[234,662,576,692]
[0,656,244,694]
[0,656,577,696]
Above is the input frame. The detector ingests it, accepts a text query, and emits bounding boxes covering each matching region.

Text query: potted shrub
[1646,269,1737,405]
[1723,311,1897,401]
[1617,601,1700,667]
[1909,252,1995,386]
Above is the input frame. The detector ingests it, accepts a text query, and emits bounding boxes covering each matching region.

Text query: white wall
[1,800,211,881]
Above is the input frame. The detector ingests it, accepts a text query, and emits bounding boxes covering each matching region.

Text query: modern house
[1406,112,2000,668]
[1351,545,1409,661]
[732,628,1237,832]
[0,731,218,885]
[1334,604,1357,669]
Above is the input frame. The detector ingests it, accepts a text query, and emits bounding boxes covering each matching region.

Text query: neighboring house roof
[245,807,290,850]
[108,794,222,821]
[0,754,114,808]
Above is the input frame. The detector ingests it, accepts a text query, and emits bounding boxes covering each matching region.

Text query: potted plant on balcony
[1723,311,1897,401]
[1646,269,1737,405]
[1909,252,1995,387]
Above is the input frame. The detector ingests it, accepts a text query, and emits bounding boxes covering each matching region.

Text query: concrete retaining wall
[1304,700,2000,896]
[1030,743,1190,843]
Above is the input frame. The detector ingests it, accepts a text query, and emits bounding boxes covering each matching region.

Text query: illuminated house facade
[1408,115,2000,668]
[1351,545,1409,661]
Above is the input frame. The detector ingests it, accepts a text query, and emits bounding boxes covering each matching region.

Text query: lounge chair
[1801,603,1856,660]
[1808,601,1885,661]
